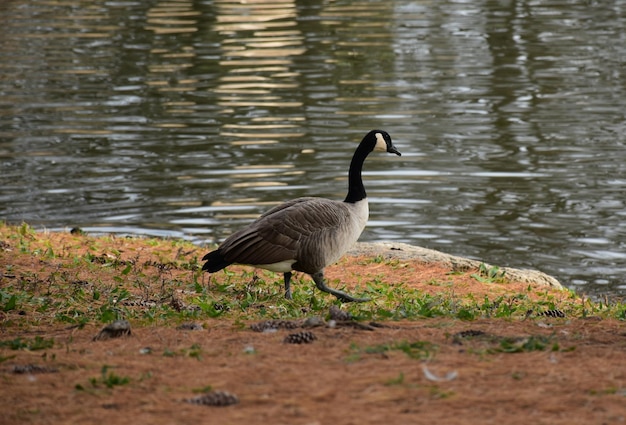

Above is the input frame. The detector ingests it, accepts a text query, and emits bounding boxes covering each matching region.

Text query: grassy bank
[1,222,625,425]
[1,222,624,328]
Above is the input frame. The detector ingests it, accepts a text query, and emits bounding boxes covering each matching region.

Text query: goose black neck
[343,141,370,203]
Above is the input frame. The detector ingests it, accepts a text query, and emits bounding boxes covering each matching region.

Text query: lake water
[1,0,625,296]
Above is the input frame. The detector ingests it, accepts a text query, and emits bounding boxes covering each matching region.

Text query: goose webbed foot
[311,272,371,303]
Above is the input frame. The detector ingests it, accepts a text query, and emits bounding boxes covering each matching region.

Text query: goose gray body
[202,130,401,302]
[218,197,368,275]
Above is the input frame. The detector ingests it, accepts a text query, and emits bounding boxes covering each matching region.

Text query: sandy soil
[1,228,625,425]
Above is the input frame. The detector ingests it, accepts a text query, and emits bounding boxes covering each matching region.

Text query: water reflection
[0,0,625,295]
[214,0,305,120]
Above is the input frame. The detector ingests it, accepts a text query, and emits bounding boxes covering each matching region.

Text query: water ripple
[1,0,626,295]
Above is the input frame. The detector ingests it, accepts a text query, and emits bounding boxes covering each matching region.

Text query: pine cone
[283,331,317,344]
[452,329,487,344]
[213,302,230,312]
[455,329,486,338]
[185,391,239,407]
[250,320,299,332]
[12,364,58,374]
[170,296,185,312]
[539,309,566,318]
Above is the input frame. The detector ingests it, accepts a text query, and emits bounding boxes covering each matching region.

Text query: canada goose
[202,130,401,302]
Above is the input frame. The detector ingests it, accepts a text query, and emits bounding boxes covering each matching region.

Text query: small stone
[283,331,317,344]
[176,322,203,331]
[185,391,239,407]
[70,227,85,235]
[302,316,325,328]
[329,305,352,321]
[93,320,132,341]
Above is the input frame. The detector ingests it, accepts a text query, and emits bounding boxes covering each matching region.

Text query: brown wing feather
[218,197,350,268]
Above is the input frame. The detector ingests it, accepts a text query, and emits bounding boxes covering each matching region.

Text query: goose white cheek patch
[374,132,387,151]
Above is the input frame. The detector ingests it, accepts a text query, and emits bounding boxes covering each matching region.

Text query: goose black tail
[201,249,231,273]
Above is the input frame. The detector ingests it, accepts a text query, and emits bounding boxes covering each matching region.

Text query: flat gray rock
[348,242,563,289]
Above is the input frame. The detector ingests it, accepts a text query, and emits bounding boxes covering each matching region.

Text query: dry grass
[1,223,625,425]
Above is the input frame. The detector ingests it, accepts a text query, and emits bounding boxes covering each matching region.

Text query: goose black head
[370,130,401,156]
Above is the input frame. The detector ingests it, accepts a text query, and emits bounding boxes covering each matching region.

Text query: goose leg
[283,272,293,300]
[311,271,370,303]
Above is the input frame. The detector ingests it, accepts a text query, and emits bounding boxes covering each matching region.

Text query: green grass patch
[348,340,437,362]
[490,335,557,353]
[0,336,54,351]
[471,263,507,284]
[162,343,203,360]
[76,365,131,391]
[1,223,624,328]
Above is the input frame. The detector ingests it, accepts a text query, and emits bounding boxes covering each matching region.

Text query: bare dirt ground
[1,228,625,425]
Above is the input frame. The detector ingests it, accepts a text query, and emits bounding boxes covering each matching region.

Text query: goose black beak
[388,145,401,156]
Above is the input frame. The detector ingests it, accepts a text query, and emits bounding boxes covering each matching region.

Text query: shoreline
[349,241,563,289]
